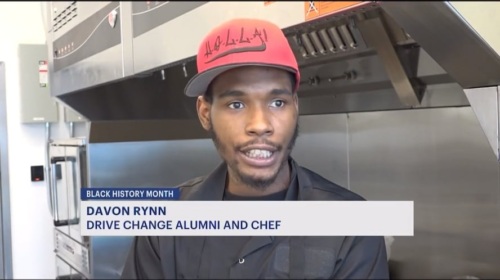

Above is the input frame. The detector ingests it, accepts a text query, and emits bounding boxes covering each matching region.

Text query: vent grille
[53,2,78,33]
[293,23,361,59]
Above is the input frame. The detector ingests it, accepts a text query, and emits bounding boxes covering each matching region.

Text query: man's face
[196,66,299,190]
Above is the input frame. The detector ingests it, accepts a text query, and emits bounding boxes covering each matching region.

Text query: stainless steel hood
[44,1,500,153]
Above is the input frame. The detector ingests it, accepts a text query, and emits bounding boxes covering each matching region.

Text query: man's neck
[226,162,291,197]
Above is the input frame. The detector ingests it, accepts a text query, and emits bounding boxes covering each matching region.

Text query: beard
[209,120,300,190]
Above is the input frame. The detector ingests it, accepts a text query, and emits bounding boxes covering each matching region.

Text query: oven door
[54,228,90,279]
[55,255,87,280]
[48,138,88,246]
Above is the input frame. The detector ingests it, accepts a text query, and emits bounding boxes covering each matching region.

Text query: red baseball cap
[184,18,301,97]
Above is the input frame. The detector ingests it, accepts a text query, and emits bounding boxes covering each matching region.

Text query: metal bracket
[464,86,500,161]
[357,16,422,107]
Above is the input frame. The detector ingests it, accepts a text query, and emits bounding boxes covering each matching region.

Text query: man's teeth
[245,149,273,158]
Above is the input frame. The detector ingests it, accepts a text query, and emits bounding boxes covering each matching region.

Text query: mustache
[235,138,283,152]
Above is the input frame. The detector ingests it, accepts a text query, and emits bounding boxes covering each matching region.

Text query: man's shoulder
[298,165,366,201]
[174,175,206,198]
[177,175,205,188]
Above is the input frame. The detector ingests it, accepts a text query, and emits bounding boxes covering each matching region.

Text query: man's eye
[228,102,244,109]
[270,100,285,108]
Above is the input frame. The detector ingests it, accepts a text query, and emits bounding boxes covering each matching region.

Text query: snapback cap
[184,18,300,97]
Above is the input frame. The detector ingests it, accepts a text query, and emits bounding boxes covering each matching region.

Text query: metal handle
[50,156,80,227]
[45,123,53,222]
[46,160,54,221]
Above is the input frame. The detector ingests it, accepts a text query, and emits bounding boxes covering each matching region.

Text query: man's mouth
[245,149,273,159]
[239,145,279,167]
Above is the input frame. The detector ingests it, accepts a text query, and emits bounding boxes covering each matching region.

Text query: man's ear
[197,96,211,131]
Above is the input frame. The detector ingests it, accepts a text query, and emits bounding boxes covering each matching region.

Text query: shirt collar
[185,157,310,201]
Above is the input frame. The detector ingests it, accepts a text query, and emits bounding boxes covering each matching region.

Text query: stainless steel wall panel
[87,139,221,188]
[90,236,135,279]
[348,107,500,279]
[291,114,349,188]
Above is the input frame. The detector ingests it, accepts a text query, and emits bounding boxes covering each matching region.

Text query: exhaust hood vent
[292,23,364,59]
[48,2,500,123]
[52,1,78,33]
[282,7,427,108]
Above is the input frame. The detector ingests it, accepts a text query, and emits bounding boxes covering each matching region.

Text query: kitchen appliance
[43,2,500,279]
[48,138,89,279]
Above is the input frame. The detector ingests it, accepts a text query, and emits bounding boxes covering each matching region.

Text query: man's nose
[245,106,273,136]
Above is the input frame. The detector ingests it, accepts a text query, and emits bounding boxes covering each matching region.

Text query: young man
[121,18,389,279]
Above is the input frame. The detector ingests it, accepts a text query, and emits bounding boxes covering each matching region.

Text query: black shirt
[223,186,288,201]
[213,176,289,278]
[121,158,390,279]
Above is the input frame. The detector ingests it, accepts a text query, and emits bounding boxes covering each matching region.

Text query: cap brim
[184,63,297,97]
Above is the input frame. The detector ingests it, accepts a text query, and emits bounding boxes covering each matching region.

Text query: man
[121,18,389,279]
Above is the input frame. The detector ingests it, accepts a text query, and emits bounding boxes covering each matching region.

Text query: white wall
[0,2,85,278]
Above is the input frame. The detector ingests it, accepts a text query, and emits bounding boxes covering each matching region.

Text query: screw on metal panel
[308,76,320,86]
[328,71,357,82]
[294,35,309,58]
[182,63,187,78]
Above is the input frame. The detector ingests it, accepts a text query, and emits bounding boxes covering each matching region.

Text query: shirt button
[238,258,245,264]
